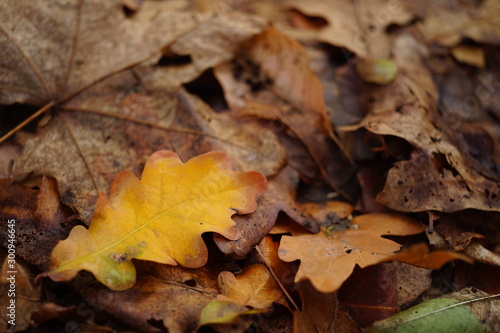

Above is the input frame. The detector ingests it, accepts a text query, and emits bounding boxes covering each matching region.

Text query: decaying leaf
[382,243,473,269]
[278,213,423,292]
[294,280,361,333]
[215,166,319,256]
[339,264,398,328]
[197,300,264,332]
[73,261,222,333]
[218,264,287,309]
[215,28,357,199]
[0,176,77,268]
[415,0,500,47]
[0,260,73,331]
[341,34,500,212]
[0,0,212,105]
[41,150,266,290]
[284,0,414,58]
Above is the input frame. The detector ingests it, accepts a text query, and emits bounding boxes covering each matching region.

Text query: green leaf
[366,297,490,333]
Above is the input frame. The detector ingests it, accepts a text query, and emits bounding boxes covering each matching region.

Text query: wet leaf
[41,150,266,290]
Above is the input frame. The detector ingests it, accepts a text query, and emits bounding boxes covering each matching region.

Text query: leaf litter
[1,0,500,331]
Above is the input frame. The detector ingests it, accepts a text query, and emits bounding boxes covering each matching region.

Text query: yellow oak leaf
[41,150,267,290]
[278,213,424,293]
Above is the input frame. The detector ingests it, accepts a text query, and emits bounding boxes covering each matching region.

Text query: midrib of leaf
[60,106,273,160]
[52,181,252,271]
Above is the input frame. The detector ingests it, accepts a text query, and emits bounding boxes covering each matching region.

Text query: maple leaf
[218,264,287,309]
[278,213,424,293]
[40,150,266,290]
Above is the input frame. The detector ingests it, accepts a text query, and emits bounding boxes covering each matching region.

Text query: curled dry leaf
[284,0,414,58]
[342,34,500,212]
[215,28,357,199]
[415,0,500,47]
[41,150,266,290]
[215,166,319,256]
[0,176,76,268]
[381,243,473,269]
[278,213,423,293]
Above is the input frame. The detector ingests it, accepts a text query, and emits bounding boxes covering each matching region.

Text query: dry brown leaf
[381,243,473,269]
[0,176,76,268]
[257,236,298,295]
[294,280,361,333]
[278,213,423,293]
[215,166,318,256]
[72,262,221,332]
[218,264,287,309]
[341,34,500,212]
[284,0,413,58]
[0,260,71,331]
[338,264,398,328]
[0,0,210,105]
[415,0,500,47]
[215,28,357,198]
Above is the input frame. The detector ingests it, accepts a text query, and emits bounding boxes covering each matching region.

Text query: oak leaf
[278,213,423,293]
[41,150,266,290]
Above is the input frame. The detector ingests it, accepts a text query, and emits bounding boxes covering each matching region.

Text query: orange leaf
[381,243,474,268]
[278,213,423,293]
[218,264,287,309]
[41,150,266,290]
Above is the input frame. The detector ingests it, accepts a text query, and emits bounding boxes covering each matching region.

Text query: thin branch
[255,244,300,311]
[0,101,55,144]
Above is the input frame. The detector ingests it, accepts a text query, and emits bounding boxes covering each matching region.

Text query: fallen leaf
[450,45,485,68]
[215,28,357,199]
[278,213,423,292]
[41,150,266,290]
[197,300,263,331]
[215,166,319,256]
[257,236,298,295]
[294,280,361,333]
[338,264,398,327]
[381,243,473,270]
[218,264,287,309]
[386,261,432,309]
[341,34,500,212]
[284,0,414,58]
[72,261,221,332]
[14,71,283,223]
[0,260,39,331]
[0,0,209,105]
[0,260,71,331]
[366,287,500,332]
[0,176,77,268]
[415,0,500,47]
